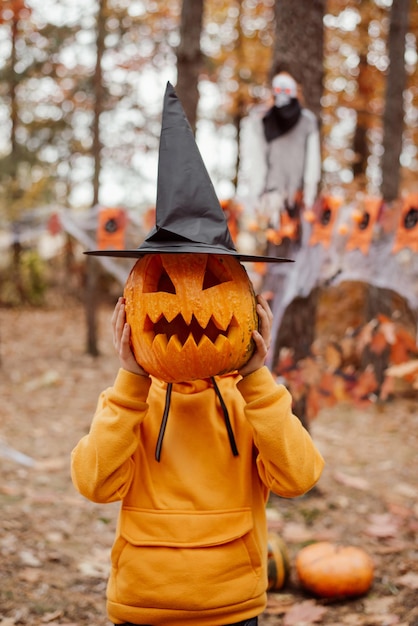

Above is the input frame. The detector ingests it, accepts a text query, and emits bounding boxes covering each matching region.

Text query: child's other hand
[238,294,273,378]
[112,297,149,377]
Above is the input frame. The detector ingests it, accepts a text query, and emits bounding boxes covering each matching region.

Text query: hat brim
[84,244,293,263]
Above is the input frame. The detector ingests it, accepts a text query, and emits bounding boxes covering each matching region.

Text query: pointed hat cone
[86,82,291,263]
[141,81,236,254]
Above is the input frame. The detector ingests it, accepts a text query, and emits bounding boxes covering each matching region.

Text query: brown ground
[0,299,417,626]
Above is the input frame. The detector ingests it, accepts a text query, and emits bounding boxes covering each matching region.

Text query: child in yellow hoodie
[71,293,324,626]
[71,82,324,626]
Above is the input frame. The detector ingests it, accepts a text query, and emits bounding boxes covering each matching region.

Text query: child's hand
[238,294,273,378]
[112,297,149,377]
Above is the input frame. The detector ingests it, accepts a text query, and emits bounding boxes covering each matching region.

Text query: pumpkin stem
[155,382,173,462]
[211,377,239,457]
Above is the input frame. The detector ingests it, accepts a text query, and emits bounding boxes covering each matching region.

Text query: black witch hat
[86,82,291,264]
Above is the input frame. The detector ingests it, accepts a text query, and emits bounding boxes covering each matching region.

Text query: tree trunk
[85,0,107,357]
[176,0,204,133]
[274,288,320,431]
[273,0,325,118]
[92,0,106,205]
[269,0,325,431]
[352,54,376,186]
[10,11,18,155]
[9,10,25,303]
[381,0,410,202]
[85,256,100,357]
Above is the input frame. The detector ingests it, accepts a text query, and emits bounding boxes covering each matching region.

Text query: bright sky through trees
[0,0,417,216]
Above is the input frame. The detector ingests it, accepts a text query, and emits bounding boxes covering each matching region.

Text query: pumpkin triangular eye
[202,256,233,290]
[157,269,176,293]
[143,256,176,293]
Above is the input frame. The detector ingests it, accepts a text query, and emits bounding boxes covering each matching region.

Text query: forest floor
[0,297,417,626]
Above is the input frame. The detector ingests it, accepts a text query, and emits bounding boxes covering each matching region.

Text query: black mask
[262,98,302,142]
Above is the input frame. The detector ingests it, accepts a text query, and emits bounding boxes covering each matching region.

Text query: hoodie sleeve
[237,366,324,497]
[71,369,151,504]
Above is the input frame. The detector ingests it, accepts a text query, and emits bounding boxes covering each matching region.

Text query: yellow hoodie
[71,366,324,625]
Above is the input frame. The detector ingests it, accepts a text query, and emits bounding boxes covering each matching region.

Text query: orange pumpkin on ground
[295,541,374,599]
[267,533,290,591]
[124,253,258,383]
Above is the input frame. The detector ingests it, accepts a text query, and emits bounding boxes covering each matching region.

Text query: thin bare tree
[273,0,325,119]
[270,0,325,430]
[85,0,107,357]
[175,0,205,133]
[381,0,410,202]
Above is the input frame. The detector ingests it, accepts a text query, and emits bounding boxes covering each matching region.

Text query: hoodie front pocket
[120,507,254,547]
[108,507,264,610]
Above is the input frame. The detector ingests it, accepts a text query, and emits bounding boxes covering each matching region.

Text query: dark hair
[270,62,299,83]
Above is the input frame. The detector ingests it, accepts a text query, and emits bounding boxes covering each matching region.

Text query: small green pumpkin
[267,533,290,591]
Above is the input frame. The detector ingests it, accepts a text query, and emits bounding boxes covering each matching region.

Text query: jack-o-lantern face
[124,253,258,382]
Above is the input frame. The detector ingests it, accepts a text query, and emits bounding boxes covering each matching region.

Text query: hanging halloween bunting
[220,198,243,244]
[47,213,62,236]
[308,195,342,248]
[266,210,300,245]
[345,197,382,255]
[392,193,418,253]
[97,207,127,251]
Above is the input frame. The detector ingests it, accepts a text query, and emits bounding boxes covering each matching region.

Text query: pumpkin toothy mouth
[145,313,239,347]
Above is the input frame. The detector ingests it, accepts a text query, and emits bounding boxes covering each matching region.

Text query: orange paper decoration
[220,198,243,244]
[309,195,342,248]
[265,211,300,246]
[279,211,300,241]
[97,207,127,250]
[345,197,382,255]
[272,212,300,244]
[143,206,156,233]
[47,213,61,236]
[392,193,418,253]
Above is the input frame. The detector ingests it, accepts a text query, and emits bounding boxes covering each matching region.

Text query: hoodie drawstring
[155,382,173,462]
[211,377,239,457]
[154,379,239,462]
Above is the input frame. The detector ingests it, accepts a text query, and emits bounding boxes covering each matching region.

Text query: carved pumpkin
[296,541,374,599]
[124,253,258,382]
[267,533,290,591]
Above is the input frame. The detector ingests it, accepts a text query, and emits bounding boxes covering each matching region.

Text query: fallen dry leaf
[324,343,343,370]
[283,599,327,626]
[333,470,370,491]
[18,567,42,583]
[361,615,401,625]
[282,522,316,544]
[364,595,395,615]
[389,328,418,364]
[265,593,295,616]
[385,359,418,379]
[370,329,389,355]
[365,513,400,538]
[350,366,379,400]
[340,615,364,626]
[396,572,418,590]
[41,610,64,623]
